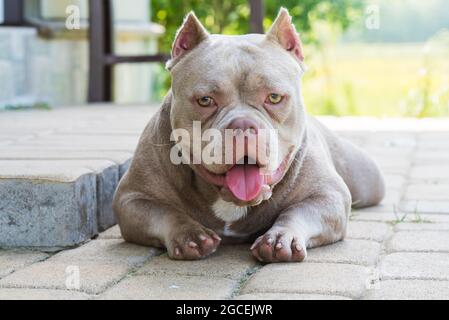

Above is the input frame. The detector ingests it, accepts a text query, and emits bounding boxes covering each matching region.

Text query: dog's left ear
[266,8,304,62]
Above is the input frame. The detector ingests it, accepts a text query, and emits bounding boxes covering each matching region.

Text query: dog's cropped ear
[167,12,209,69]
[266,8,304,62]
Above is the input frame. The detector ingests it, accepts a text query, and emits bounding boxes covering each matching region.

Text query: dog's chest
[212,199,249,237]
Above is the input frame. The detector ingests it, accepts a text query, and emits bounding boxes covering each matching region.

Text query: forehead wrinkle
[192,81,221,94]
[242,71,287,94]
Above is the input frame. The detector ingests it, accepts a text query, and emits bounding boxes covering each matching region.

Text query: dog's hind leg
[330,137,385,209]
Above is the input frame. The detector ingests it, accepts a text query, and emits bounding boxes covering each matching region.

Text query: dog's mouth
[194,155,291,204]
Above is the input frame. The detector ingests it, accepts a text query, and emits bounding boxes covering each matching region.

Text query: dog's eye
[197,96,214,107]
[266,93,283,104]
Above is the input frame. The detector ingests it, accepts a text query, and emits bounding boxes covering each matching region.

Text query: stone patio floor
[1,105,449,300]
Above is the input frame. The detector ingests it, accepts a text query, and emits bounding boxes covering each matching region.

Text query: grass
[1,102,52,112]
[301,42,449,117]
[150,41,449,117]
[388,204,432,225]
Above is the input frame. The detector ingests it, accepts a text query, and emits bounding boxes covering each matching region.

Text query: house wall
[0,0,164,109]
[0,1,4,24]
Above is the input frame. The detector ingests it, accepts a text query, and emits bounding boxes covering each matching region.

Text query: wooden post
[249,0,264,34]
[3,0,24,26]
[88,0,114,102]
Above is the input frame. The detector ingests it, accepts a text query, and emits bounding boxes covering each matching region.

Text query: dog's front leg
[250,192,350,263]
[115,198,221,260]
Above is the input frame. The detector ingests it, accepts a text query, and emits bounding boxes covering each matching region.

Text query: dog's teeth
[199,235,207,241]
[175,248,181,256]
[295,244,302,252]
[266,238,273,244]
[276,243,282,250]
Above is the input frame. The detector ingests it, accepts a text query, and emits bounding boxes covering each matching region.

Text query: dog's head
[168,8,307,207]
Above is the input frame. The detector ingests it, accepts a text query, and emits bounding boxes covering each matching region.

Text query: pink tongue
[225,164,263,202]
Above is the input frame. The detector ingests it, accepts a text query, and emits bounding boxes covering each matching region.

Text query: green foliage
[1,102,51,112]
[149,1,449,117]
[151,0,363,52]
[150,0,363,102]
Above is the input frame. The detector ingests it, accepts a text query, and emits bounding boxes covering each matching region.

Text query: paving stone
[98,225,122,239]
[0,160,119,232]
[235,293,350,300]
[56,129,142,135]
[0,166,93,181]
[241,263,370,299]
[387,231,449,252]
[1,144,135,152]
[0,260,130,294]
[383,174,406,190]
[417,133,449,149]
[365,280,449,300]
[136,245,259,280]
[365,134,416,149]
[379,189,403,206]
[395,222,449,231]
[98,275,236,300]
[414,150,449,164]
[0,250,49,278]
[0,168,97,250]
[119,158,132,178]
[350,211,449,224]
[18,135,139,145]
[346,221,391,242]
[0,288,91,300]
[307,239,381,266]
[410,165,449,182]
[365,147,414,159]
[400,200,449,214]
[380,252,449,280]
[14,137,138,151]
[51,239,161,267]
[376,158,411,175]
[404,184,449,201]
[0,149,132,163]
[351,203,397,213]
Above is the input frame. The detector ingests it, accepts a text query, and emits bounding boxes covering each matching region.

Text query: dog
[113,8,385,263]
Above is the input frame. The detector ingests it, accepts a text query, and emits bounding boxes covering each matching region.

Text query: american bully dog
[113,8,385,262]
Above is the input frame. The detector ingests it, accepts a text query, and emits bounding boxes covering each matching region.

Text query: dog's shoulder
[119,92,192,201]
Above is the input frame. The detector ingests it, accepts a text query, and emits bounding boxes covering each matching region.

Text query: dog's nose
[227,118,259,134]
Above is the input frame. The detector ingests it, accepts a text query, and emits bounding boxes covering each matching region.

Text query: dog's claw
[188,241,198,248]
[251,228,306,263]
[167,225,221,260]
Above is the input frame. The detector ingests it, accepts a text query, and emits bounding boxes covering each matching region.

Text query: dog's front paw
[167,224,221,260]
[250,228,307,263]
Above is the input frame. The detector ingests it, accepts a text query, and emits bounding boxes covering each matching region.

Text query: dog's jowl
[113,8,385,263]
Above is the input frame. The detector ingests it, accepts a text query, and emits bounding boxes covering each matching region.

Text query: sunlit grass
[152,42,449,117]
[302,43,449,117]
